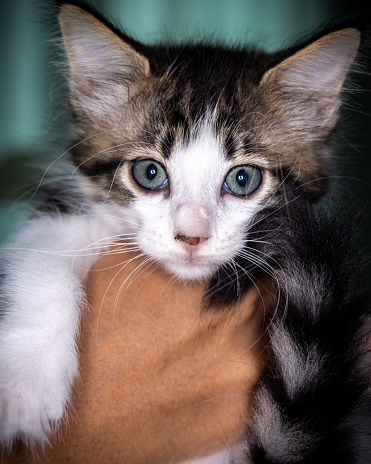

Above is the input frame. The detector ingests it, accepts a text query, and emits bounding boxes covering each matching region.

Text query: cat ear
[58,4,150,98]
[259,28,360,132]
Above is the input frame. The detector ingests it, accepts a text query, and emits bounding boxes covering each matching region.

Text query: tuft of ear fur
[259,28,360,136]
[58,4,150,114]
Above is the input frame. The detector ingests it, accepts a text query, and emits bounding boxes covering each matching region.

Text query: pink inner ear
[59,4,149,85]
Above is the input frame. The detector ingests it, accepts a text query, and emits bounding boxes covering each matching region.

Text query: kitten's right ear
[59,4,150,97]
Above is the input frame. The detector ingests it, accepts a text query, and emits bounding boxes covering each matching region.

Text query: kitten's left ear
[259,28,360,132]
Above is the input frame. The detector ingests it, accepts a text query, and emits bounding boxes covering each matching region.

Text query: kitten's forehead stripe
[173,110,190,141]
[224,129,236,159]
[161,130,174,159]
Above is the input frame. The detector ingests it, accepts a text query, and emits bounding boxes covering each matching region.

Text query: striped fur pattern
[0,2,370,461]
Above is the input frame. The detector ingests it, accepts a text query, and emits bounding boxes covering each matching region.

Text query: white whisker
[94,251,148,334]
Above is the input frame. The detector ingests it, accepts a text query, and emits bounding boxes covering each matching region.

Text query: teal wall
[0,0,369,245]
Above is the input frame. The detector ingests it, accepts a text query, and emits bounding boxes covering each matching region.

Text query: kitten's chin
[162,260,217,282]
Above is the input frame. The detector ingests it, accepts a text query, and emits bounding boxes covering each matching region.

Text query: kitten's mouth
[182,243,200,261]
[153,237,218,281]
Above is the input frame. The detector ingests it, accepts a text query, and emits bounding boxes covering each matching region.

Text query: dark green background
[0,0,369,254]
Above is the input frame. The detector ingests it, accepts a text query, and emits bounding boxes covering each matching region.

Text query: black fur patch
[37,195,73,215]
[161,130,174,159]
[79,158,124,178]
[225,192,371,463]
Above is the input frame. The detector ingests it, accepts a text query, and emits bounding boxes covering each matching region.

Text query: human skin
[3,250,275,464]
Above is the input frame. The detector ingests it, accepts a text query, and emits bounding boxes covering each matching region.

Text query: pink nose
[174,203,211,242]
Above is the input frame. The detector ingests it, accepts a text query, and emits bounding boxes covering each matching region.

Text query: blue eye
[223,165,262,196]
[132,159,168,190]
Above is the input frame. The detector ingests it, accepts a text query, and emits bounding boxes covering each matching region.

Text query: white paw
[0,342,77,447]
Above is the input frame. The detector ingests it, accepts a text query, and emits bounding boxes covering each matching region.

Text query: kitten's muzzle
[175,234,208,246]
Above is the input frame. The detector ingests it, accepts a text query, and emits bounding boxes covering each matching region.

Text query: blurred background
[0,0,370,261]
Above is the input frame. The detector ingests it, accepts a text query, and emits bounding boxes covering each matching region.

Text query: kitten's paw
[0,390,61,447]
[0,350,76,448]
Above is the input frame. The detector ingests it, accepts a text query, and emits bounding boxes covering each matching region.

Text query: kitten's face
[59,4,360,282]
[125,123,276,281]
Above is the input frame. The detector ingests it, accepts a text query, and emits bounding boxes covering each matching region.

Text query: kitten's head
[59,4,360,282]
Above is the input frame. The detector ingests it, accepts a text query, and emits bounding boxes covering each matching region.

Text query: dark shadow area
[0,152,45,244]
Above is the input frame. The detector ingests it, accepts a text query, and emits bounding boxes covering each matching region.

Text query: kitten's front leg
[0,211,122,447]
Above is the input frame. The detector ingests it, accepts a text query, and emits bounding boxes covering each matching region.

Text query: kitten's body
[0,3,370,463]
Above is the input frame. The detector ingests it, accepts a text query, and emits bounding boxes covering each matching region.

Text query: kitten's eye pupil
[236,170,247,187]
[147,164,157,180]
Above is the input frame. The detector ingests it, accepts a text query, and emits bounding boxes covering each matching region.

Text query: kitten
[0,2,370,463]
